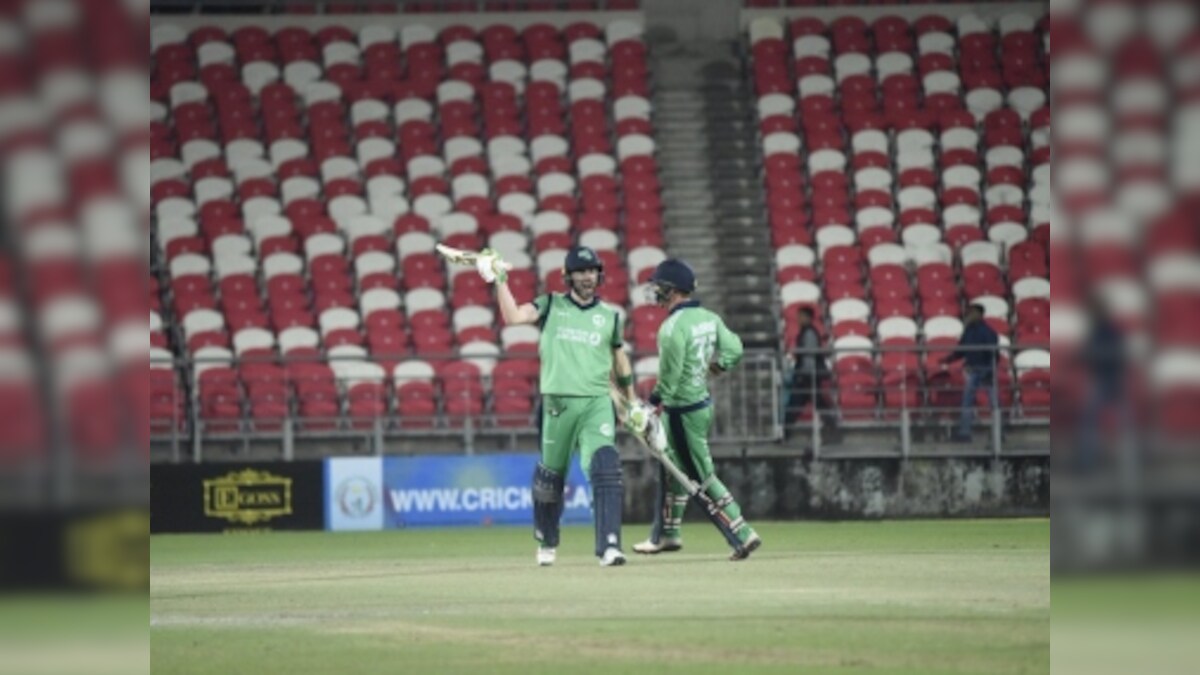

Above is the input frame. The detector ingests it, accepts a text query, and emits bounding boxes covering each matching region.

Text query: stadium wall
[152,454,1047,533]
[625,455,1048,521]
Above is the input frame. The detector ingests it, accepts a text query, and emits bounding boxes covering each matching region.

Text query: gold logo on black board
[203,470,292,525]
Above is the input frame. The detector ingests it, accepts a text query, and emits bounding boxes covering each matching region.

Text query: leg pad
[532,463,564,547]
[589,446,623,557]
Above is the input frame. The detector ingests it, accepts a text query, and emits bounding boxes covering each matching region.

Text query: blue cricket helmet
[563,245,603,274]
[649,258,696,294]
[562,245,605,288]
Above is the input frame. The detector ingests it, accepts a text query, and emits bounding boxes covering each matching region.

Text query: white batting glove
[474,249,508,284]
[627,402,652,435]
[643,412,668,454]
[475,253,496,283]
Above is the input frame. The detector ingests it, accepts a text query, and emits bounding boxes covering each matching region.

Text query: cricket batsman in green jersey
[632,258,762,561]
[477,245,634,567]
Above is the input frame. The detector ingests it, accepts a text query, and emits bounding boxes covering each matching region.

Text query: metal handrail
[151,0,638,13]
[150,342,1050,462]
[780,341,1050,458]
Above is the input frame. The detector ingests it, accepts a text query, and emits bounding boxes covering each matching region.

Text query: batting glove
[627,401,653,434]
[644,411,668,454]
[475,249,508,284]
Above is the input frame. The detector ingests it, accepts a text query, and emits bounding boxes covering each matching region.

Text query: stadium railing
[784,341,1050,458]
[151,342,1048,462]
[150,0,641,14]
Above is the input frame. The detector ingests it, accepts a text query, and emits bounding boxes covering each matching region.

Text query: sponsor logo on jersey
[555,326,603,347]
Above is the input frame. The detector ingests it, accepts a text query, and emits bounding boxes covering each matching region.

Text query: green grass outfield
[151,519,1048,675]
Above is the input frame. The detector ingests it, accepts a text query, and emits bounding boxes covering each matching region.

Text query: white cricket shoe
[599,547,627,567]
[632,537,683,554]
[536,547,556,566]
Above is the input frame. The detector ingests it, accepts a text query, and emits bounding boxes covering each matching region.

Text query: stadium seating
[0,0,148,458]
[254,1,642,14]
[150,17,664,432]
[744,1,1012,6]
[747,10,1051,421]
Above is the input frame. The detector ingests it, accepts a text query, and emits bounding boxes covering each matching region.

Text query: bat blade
[435,243,513,270]
[435,243,478,265]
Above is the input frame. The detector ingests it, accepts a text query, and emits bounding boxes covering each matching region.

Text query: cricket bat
[608,383,737,530]
[435,243,513,270]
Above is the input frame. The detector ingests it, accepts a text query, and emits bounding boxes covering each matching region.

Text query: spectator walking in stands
[942,304,999,442]
[1075,298,1131,475]
[787,307,838,440]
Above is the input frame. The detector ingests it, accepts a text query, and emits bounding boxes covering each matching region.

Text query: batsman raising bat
[631,258,762,561]
[472,245,633,567]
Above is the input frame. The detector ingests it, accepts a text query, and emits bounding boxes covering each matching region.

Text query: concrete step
[710,217,762,229]
[730,321,777,335]
[703,200,759,211]
[712,196,765,207]
[698,109,753,119]
[719,290,775,306]
[658,150,714,159]
[709,150,759,159]
[710,165,760,177]
[720,260,773,275]
[662,208,714,219]
[725,309,776,327]
[663,198,715,207]
[711,209,764,219]
[723,305,776,320]
[672,236,763,252]
[719,277,772,295]
[710,186,763,198]
[654,40,781,355]
[666,215,716,225]
[654,122,708,132]
[661,187,716,198]
[710,178,760,190]
[725,313,776,330]
[660,172,715,181]
[709,157,760,167]
[667,244,721,255]
[686,262,721,274]
[662,177,713,188]
[662,196,711,205]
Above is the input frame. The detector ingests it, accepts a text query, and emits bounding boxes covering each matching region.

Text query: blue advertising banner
[382,453,592,528]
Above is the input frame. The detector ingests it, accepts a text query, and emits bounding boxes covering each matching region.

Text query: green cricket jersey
[533,293,623,396]
[652,300,743,408]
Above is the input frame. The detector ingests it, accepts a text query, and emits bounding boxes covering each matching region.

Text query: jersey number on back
[690,334,716,385]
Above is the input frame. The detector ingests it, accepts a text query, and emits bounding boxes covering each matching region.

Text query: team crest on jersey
[592,314,606,328]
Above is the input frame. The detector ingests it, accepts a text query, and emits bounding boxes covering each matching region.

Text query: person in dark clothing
[941,304,1000,442]
[1075,299,1129,473]
[787,307,838,437]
